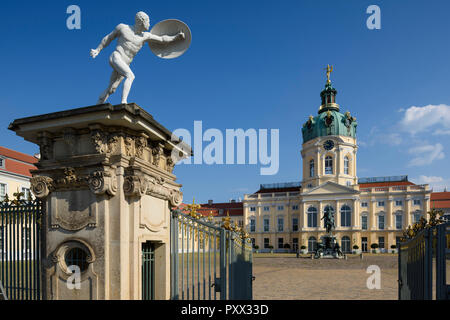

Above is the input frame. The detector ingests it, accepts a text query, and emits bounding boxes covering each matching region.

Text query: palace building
[242,72,435,253]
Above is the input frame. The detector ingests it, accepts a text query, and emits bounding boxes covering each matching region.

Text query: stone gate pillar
[8,103,190,300]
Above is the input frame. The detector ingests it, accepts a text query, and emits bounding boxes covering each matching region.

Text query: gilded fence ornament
[222,211,232,231]
[186,198,201,219]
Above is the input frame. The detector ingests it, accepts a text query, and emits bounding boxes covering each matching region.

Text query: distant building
[178,200,243,227]
[243,74,434,253]
[0,146,38,201]
[431,192,450,221]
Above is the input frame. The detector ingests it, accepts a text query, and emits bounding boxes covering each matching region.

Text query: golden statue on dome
[325,64,333,83]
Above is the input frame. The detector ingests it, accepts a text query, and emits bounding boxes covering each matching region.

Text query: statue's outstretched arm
[148,31,185,44]
[90,25,120,58]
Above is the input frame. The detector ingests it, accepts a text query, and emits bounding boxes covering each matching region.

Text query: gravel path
[252,254,398,300]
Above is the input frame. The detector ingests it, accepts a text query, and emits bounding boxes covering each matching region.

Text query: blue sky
[1,0,450,203]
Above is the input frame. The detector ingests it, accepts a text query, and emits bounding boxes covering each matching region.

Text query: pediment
[302,181,358,196]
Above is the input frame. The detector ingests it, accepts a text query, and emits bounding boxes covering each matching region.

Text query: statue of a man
[90,11,185,104]
[321,206,335,233]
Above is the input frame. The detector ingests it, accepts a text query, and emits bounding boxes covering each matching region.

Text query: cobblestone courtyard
[253,254,398,300]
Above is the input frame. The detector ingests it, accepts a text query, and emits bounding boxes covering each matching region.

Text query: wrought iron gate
[398,221,450,300]
[0,196,43,300]
[142,241,155,300]
[170,208,253,300]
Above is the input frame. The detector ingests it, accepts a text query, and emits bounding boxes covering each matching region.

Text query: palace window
[395,200,403,206]
[377,201,385,207]
[378,237,385,250]
[251,238,256,248]
[378,215,385,230]
[277,205,284,211]
[263,218,270,232]
[292,238,298,251]
[413,212,422,223]
[340,205,351,227]
[250,207,256,212]
[413,199,421,205]
[325,156,333,174]
[263,206,270,212]
[308,237,317,253]
[21,187,31,200]
[292,205,299,211]
[250,219,256,232]
[341,236,351,253]
[344,156,349,175]
[361,202,368,208]
[278,238,284,249]
[264,238,270,249]
[396,214,403,230]
[361,216,368,230]
[307,207,318,228]
[277,217,284,232]
[292,217,299,232]
[0,183,6,201]
[309,159,314,177]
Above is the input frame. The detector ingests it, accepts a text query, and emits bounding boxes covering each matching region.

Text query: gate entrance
[142,241,155,300]
[171,208,253,300]
[0,196,43,300]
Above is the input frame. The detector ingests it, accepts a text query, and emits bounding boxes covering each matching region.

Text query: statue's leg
[97,71,124,104]
[110,52,135,104]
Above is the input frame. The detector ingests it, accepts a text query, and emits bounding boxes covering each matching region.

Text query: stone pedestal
[9,103,190,300]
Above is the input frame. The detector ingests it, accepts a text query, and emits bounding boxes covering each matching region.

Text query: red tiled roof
[431,200,450,209]
[177,202,243,217]
[358,181,415,188]
[0,146,38,164]
[431,192,450,201]
[431,192,450,209]
[0,146,38,178]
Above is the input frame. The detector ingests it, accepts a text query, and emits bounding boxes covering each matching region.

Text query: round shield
[148,19,191,59]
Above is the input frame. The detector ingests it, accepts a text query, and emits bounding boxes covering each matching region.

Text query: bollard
[360,253,363,260]
[296,250,300,259]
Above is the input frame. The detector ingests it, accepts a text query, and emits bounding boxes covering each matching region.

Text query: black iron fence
[0,197,43,300]
[398,221,450,300]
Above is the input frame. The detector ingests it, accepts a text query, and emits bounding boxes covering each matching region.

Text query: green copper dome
[301,80,357,143]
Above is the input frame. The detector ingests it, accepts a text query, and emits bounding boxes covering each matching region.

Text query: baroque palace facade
[242,74,434,253]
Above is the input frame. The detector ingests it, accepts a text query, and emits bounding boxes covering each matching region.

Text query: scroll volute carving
[87,170,117,196]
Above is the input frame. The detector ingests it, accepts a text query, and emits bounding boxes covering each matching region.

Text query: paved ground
[252,254,398,300]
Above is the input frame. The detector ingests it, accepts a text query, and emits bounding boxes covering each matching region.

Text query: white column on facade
[387,196,393,230]
[405,197,412,227]
[335,200,341,229]
[370,198,376,230]
[352,198,358,228]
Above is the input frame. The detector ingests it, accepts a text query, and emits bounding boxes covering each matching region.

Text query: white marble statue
[90,11,185,104]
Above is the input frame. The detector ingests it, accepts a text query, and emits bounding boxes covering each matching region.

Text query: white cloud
[412,175,450,191]
[408,143,445,166]
[400,104,450,135]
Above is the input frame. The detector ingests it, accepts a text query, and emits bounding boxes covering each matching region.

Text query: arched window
[325,156,333,174]
[309,159,314,177]
[307,207,318,228]
[340,205,351,227]
[341,236,351,253]
[322,205,334,228]
[344,156,349,175]
[308,236,317,253]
